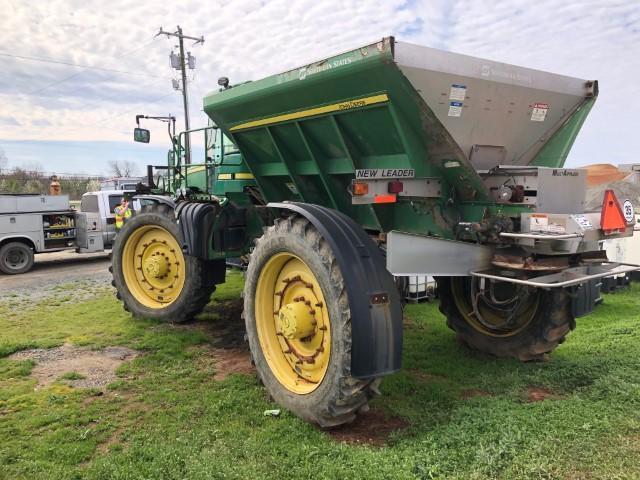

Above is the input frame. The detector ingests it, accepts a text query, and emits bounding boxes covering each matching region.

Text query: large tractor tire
[244,216,381,427]
[437,277,575,361]
[110,203,215,322]
[0,241,34,275]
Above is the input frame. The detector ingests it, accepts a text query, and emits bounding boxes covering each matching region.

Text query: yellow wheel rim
[122,225,186,308]
[255,253,331,394]
[451,277,539,338]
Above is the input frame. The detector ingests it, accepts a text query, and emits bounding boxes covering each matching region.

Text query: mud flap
[268,202,403,379]
[174,202,226,287]
[175,202,218,259]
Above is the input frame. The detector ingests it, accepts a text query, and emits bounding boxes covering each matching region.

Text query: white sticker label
[448,101,463,117]
[531,103,548,122]
[572,215,594,230]
[530,215,548,231]
[529,216,566,233]
[547,223,566,234]
[355,168,415,179]
[623,199,635,224]
[449,84,467,101]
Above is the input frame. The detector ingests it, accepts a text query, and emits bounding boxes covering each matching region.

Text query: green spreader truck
[112,37,640,426]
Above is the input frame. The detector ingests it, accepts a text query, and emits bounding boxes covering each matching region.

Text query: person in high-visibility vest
[114,199,132,230]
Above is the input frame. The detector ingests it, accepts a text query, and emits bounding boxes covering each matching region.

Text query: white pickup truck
[0,190,134,274]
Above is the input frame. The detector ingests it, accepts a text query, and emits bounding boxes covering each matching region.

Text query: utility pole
[156,26,204,164]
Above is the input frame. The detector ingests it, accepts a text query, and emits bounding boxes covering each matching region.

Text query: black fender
[175,202,218,259]
[132,196,214,259]
[174,201,226,286]
[268,202,402,379]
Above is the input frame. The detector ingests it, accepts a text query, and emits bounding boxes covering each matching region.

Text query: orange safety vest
[114,205,132,229]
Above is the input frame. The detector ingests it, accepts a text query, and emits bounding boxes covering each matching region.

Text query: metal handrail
[500,232,582,240]
[470,261,640,289]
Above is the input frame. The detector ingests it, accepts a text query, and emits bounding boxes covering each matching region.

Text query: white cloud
[0,0,638,166]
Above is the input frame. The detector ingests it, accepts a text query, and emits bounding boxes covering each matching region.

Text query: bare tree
[107,159,138,177]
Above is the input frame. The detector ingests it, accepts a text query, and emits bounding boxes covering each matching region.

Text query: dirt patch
[526,387,561,402]
[192,344,254,381]
[180,297,253,381]
[9,344,139,389]
[328,408,409,446]
[178,298,246,348]
[212,348,254,380]
[461,388,492,399]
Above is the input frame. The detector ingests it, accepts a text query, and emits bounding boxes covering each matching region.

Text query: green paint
[147,37,596,256]
[532,97,597,168]
[202,38,594,240]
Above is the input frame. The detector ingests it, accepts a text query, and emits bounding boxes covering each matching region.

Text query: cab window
[222,134,238,153]
[108,195,123,214]
[81,195,99,213]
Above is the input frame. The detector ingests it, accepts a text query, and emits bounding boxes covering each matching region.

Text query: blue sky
[0,0,639,176]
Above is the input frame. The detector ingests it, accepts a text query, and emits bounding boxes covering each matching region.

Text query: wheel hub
[255,253,331,394]
[277,301,316,339]
[7,249,25,266]
[122,226,186,308]
[143,255,169,279]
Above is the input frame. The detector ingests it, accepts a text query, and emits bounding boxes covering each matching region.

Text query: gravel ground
[9,345,139,389]
[0,250,112,302]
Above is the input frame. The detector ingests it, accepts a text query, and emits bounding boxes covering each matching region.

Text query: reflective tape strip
[229,93,389,132]
[218,173,255,180]
[234,172,255,179]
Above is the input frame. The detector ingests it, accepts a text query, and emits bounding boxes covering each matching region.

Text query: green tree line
[0,168,102,200]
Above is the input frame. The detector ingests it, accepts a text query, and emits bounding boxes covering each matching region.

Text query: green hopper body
[203,37,596,237]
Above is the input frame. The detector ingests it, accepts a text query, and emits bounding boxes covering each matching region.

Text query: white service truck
[0,191,134,274]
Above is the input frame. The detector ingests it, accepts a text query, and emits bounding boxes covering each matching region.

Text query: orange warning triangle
[600,189,627,233]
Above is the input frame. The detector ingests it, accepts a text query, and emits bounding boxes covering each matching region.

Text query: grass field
[1,274,639,479]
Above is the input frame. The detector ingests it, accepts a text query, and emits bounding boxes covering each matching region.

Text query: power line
[0,52,162,78]
[25,38,159,96]
[27,71,86,95]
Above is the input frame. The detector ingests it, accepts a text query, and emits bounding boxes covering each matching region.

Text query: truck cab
[79,190,135,248]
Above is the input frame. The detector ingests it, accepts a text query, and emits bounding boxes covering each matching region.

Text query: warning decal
[448,101,463,117]
[572,215,593,230]
[529,214,548,231]
[449,84,467,101]
[531,103,548,122]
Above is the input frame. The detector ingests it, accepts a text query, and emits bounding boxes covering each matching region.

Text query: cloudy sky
[0,0,638,176]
